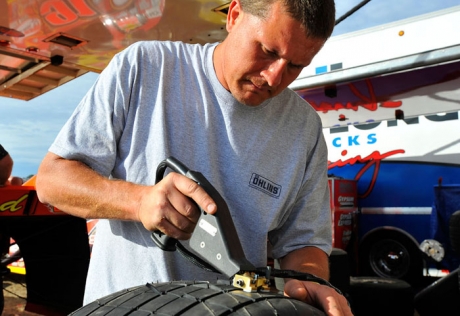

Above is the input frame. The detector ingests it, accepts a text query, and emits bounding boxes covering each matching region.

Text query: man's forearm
[36,152,146,221]
[279,246,330,280]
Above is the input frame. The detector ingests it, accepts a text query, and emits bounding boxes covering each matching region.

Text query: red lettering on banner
[308,79,402,113]
[67,0,97,17]
[328,149,405,198]
[41,0,96,26]
[41,0,78,25]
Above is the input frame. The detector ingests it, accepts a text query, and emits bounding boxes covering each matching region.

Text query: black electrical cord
[252,267,344,296]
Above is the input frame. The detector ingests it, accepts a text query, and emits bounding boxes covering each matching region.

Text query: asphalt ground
[2,273,43,316]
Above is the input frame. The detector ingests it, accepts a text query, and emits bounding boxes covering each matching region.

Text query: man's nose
[261,59,287,88]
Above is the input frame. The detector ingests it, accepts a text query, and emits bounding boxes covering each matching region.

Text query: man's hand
[0,176,23,186]
[36,153,216,224]
[8,176,24,186]
[284,278,353,316]
[137,172,217,240]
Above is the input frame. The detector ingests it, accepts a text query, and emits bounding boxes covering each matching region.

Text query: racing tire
[0,279,3,316]
[414,267,460,316]
[349,277,414,316]
[329,248,351,296]
[449,210,460,254]
[70,281,326,316]
[358,228,424,286]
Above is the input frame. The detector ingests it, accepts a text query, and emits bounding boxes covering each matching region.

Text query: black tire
[329,248,351,295]
[0,279,3,316]
[349,277,414,316]
[70,281,326,316]
[449,210,460,255]
[414,267,460,316]
[359,228,424,286]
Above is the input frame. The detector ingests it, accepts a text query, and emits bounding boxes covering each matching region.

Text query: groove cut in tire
[70,281,326,316]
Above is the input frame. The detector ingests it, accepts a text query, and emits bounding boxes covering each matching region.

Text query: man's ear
[226,0,242,32]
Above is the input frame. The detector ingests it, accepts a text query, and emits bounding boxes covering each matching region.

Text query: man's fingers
[144,172,217,240]
[163,179,201,224]
[324,296,348,316]
[284,279,353,316]
[150,185,196,237]
[154,209,193,240]
[284,279,310,302]
[169,172,217,215]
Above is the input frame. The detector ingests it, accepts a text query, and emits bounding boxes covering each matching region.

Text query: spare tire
[449,210,460,255]
[359,228,423,286]
[70,281,326,316]
[349,277,414,316]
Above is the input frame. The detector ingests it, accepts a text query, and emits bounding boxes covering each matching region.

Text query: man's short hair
[239,0,336,39]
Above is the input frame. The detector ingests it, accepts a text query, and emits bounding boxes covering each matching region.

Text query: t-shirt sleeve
[268,120,332,259]
[48,45,140,177]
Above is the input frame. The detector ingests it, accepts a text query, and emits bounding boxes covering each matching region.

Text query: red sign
[0,186,64,216]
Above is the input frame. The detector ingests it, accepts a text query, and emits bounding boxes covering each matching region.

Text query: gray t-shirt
[49,41,332,304]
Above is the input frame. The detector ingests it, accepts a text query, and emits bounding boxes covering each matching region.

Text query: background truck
[290,5,460,287]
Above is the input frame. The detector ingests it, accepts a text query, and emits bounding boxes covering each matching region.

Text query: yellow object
[233,272,270,292]
[7,265,26,275]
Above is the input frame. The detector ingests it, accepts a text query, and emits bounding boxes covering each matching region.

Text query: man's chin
[240,100,264,107]
[234,92,270,107]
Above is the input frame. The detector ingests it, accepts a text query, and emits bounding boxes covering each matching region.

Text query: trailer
[290,5,460,286]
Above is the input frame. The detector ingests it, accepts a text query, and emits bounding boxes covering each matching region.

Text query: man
[0,144,23,186]
[36,0,352,315]
[0,143,23,286]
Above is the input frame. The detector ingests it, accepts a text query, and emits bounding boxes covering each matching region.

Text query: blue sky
[1,0,459,178]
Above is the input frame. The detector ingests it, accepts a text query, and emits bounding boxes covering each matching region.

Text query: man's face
[215,1,326,106]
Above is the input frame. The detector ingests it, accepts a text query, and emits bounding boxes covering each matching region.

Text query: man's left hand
[284,278,353,316]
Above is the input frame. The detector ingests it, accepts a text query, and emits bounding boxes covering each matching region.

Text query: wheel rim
[368,239,410,279]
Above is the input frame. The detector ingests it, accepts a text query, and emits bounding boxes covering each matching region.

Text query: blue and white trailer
[291,5,460,286]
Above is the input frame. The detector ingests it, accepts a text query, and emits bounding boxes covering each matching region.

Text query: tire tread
[70,281,325,316]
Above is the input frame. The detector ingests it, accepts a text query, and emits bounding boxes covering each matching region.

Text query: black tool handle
[150,157,196,251]
[150,156,255,276]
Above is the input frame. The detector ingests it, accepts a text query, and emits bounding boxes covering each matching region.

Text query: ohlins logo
[249,174,281,198]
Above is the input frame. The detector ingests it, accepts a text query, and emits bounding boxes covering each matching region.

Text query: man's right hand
[36,153,217,229]
[137,172,217,240]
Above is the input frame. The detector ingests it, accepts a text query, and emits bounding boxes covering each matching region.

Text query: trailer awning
[0,47,88,101]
